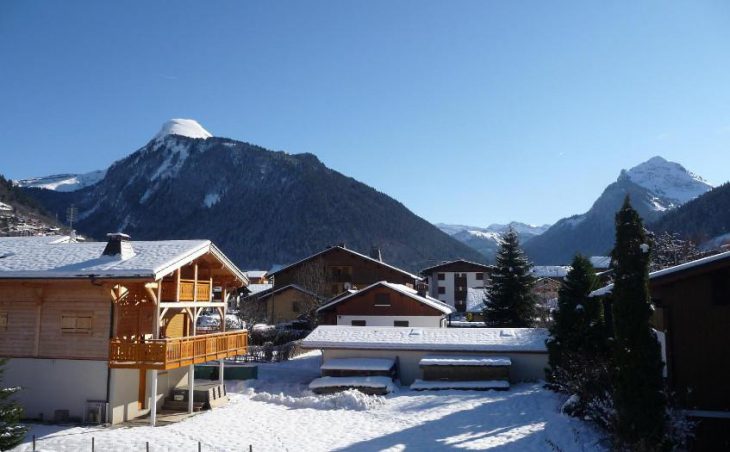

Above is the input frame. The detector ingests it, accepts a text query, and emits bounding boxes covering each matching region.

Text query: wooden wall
[0,281,112,360]
[274,247,417,297]
[652,269,730,411]
[320,286,444,322]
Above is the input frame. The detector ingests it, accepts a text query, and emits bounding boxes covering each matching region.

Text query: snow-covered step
[320,358,397,378]
[419,355,511,382]
[419,355,511,367]
[309,376,396,395]
[410,379,510,391]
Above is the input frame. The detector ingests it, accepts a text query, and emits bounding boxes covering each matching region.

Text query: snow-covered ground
[12,351,605,451]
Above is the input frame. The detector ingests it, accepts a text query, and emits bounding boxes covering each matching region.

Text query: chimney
[102,232,135,259]
[416,281,428,297]
[370,246,382,262]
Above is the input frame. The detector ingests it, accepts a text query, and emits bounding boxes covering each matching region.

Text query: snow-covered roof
[420,259,493,275]
[246,283,273,295]
[0,201,13,211]
[590,250,730,297]
[317,281,454,315]
[589,256,611,269]
[0,236,246,282]
[269,245,422,282]
[531,266,571,278]
[245,270,268,279]
[253,284,323,301]
[302,325,549,353]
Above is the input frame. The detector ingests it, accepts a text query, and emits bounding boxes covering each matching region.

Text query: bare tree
[290,257,330,327]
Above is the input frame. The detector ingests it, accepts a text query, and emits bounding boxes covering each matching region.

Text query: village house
[420,259,493,312]
[249,284,324,325]
[268,244,421,299]
[317,281,454,328]
[591,251,730,447]
[0,234,248,426]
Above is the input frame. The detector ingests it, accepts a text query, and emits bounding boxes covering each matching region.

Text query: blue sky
[1,1,729,226]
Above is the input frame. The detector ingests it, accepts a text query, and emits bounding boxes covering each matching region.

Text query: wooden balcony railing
[161,279,212,302]
[109,331,248,370]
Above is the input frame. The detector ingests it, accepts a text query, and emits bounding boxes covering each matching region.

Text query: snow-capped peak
[155,119,212,141]
[625,156,712,207]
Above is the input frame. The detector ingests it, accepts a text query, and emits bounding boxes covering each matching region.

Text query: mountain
[524,156,712,264]
[651,182,730,249]
[14,170,107,192]
[0,174,62,235]
[436,222,550,261]
[21,119,485,271]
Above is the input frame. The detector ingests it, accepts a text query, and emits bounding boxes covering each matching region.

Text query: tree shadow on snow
[334,387,589,452]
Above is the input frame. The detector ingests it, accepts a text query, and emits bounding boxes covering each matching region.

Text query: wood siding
[0,281,112,360]
[321,285,444,323]
[652,269,730,411]
[273,247,417,298]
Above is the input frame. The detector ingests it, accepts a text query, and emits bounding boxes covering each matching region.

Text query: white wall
[322,348,547,385]
[4,358,107,422]
[109,366,190,424]
[336,315,444,328]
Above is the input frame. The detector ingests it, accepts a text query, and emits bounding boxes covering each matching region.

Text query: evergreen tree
[610,197,667,447]
[0,359,27,451]
[547,254,605,377]
[483,228,537,327]
[546,255,611,418]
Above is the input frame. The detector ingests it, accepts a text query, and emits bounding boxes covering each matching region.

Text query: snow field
[13,351,605,451]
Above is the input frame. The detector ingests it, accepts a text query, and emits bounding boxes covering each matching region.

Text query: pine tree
[547,254,605,376]
[610,197,667,447]
[546,255,611,418]
[0,359,27,451]
[483,228,537,327]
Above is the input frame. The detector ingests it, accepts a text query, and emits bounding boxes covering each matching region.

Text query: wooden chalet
[591,251,730,448]
[317,281,454,328]
[250,284,324,325]
[0,234,248,426]
[269,245,421,299]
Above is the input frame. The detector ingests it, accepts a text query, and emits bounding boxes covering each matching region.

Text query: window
[437,273,445,281]
[438,286,445,295]
[61,313,93,334]
[0,312,7,331]
[351,320,366,326]
[394,320,409,327]
[292,301,301,313]
[374,293,391,307]
[475,273,484,280]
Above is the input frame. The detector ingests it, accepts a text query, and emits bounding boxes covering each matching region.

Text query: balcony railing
[109,331,248,370]
[161,279,212,302]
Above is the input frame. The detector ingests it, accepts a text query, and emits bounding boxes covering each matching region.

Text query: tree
[483,228,537,327]
[0,358,27,451]
[649,231,700,271]
[610,197,667,448]
[546,255,611,418]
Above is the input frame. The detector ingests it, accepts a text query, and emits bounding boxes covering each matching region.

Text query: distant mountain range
[523,156,713,264]
[18,119,485,271]
[15,170,107,192]
[436,222,550,262]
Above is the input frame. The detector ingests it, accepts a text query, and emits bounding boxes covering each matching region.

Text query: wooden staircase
[162,382,228,412]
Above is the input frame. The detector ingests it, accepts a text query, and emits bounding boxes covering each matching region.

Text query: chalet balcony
[161,279,212,302]
[108,331,248,370]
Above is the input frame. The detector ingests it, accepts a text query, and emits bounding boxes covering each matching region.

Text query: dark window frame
[394,320,409,327]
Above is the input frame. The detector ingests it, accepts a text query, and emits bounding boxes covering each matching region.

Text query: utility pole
[65,204,77,230]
